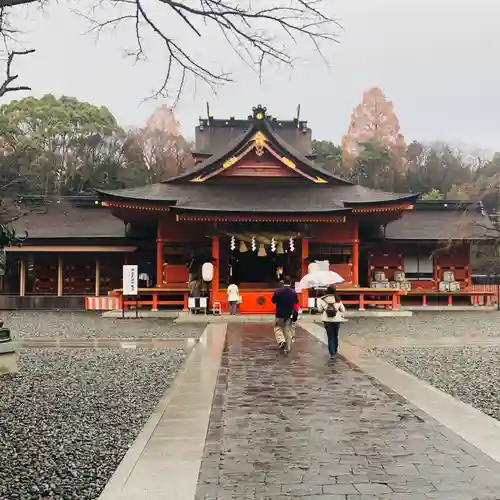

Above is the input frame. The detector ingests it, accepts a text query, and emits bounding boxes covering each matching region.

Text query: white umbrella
[297,270,344,291]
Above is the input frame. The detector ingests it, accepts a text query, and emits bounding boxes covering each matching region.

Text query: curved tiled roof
[384,201,496,240]
[10,201,125,239]
[96,183,417,213]
[165,118,351,185]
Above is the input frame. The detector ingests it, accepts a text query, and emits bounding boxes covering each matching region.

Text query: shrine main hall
[1,105,493,312]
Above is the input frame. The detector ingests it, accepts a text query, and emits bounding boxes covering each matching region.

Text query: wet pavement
[195,324,500,500]
[18,337,197,349]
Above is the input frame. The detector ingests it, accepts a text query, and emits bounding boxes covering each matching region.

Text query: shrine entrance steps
[99,324,500,500]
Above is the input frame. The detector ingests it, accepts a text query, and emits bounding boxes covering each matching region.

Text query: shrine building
[1,105,494,312]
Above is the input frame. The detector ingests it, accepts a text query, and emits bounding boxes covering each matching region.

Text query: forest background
[2,87,500,220]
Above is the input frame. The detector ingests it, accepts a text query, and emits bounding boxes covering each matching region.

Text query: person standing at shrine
[271,276,298,353]
[227,281,240,315]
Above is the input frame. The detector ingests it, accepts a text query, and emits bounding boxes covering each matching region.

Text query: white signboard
[123,265,138,296]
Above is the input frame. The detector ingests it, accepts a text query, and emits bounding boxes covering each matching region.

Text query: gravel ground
[0,311,205,339]
[342,311,500,338]
[0,347,187,500]
[371,345,500,421]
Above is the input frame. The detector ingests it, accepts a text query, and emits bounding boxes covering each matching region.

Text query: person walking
[317,285,345,357]
[290,303,300,343]
[271,276,298,353]
[227,282,240,315]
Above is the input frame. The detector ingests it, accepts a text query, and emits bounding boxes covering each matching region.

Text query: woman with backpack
[317,285,345,357]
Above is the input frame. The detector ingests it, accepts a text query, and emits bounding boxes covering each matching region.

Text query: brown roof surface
[10,201,125,239]
[168,117,350,184]
[193,105,314,156]
[384,203,495,240]
[98,183,418,213]
[194,124,314,156]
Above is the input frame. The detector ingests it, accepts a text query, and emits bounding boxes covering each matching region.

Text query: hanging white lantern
[239,241,248,253]
[251,236,257,251]
[277,240,284,254]
[230,235,236,251]
[289,236,295,252]
[258,243,267,257]
[271,237,276,252]
[202,262,214,282]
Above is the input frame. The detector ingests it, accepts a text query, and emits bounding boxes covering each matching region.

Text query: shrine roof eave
[174,210,349,223]
[95,188,176,211]
[343,193,419,207]
[172,206,350,215]
[95,185,420,214]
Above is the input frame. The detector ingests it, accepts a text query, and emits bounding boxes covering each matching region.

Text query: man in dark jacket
[271,276,298,353]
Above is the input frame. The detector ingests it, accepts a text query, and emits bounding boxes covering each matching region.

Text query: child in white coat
[227,282,239,315]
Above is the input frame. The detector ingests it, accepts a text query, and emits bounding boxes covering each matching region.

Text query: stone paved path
[195,324,500,500]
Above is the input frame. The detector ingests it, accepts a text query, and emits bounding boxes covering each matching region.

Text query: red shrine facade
[1,105,493,311]
[97,105,417,313]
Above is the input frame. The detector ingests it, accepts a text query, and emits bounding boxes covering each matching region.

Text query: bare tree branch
[0,0,37,7]
[78,0,340,99]
[0,0,339,99]
[0,48,34,97]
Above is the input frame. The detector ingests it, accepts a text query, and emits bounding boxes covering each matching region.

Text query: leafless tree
[0,0,340,100]
[0,3,35,98]
[0,48,34,97]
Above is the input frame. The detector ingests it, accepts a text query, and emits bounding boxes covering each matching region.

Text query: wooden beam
[178,215,346,223]
[101,201,170,212]
[57,256,63,297]
[156,221,164,288]
[19,259,26,297]
[352,221,359,287]
[7,246,138,253]
[95,258,100,297]
[211,236,220,307]
[301,238,309,308]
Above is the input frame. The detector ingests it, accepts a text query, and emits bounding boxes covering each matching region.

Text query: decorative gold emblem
[313,176,327,184]
[253,131,267,156]
[223,156,239,169]
[281,156,296,169]
[256,112,264,120]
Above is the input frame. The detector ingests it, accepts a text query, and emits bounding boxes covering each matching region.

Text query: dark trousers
[324,322,340,354]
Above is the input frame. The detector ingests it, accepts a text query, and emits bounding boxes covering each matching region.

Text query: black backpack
[323,296,338,318]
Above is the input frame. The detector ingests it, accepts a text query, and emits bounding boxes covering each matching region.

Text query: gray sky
[5,0,500,151]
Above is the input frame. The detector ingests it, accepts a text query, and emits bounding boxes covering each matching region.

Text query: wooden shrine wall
[62,254,95,295]
[159,215,209,285]
[310,220,356,244]
[28,254,58,295]
[159,215,206,243]
[99,254,126,294]
[22,252,128,296]
[435,244,470,288]
[368,242,471,290]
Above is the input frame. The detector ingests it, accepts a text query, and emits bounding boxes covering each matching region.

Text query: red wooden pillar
[301,238,309,309]
[211,236,220,306]
[352,221,359,287]
[156,220,164,287]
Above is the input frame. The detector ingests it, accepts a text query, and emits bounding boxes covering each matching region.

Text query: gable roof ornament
[252,105,267,121]
[252,131,266,156]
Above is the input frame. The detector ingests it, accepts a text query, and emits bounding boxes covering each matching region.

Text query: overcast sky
[5,0,500,151]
